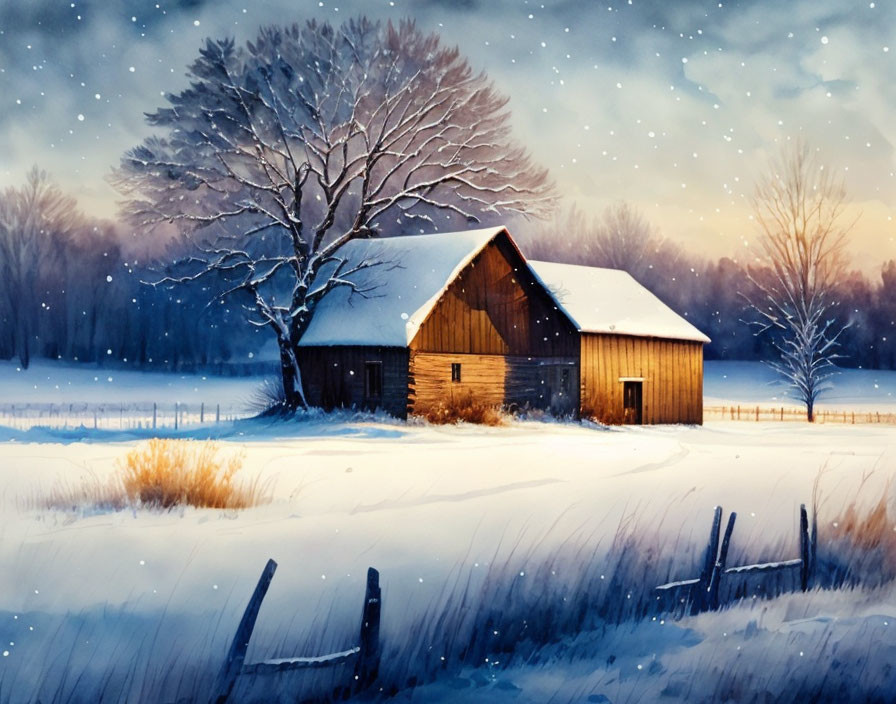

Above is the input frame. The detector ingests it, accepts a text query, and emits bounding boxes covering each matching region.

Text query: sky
[0,0,894,273]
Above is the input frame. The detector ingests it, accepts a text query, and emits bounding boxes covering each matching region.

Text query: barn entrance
[623,380,643,424]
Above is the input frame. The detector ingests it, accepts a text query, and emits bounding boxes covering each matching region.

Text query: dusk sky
[1,1,893,272]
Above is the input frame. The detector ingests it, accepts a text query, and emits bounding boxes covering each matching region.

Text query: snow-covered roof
[299,227,506,347]
[527,260,711,344]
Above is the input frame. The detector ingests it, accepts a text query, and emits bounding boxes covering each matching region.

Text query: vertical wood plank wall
[411,236,578,358]
[299,346,409,418]
[408,234,580,416]
[579,334,703,424]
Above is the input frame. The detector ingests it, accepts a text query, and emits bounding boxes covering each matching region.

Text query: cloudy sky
[0,0,893,271]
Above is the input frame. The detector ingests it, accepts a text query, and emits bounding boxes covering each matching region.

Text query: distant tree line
[518,201,896,372]
[0,168,266,371]
[2,168,891,375]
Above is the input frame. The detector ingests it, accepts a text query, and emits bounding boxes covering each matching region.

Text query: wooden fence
[0,401,249,431]
[656,504,816,614]
[212,559,381,704]
[704,405,896,425]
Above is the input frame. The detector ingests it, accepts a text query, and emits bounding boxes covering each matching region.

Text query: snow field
[2,418,896,701]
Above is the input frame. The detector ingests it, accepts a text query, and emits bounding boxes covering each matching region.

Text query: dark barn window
[364,361,383,402]
[451,362,462,383]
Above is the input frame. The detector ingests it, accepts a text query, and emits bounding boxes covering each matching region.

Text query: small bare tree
[113,18,554,409]
[745,141,855,421]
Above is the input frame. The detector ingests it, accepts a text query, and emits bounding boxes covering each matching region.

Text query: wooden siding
[579,333,703,424]
[410,234,578,358]
[408,352,579,416]
[299,346,409,418]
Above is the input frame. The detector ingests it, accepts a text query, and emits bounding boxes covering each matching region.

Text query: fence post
[216,404,221,424]
[755,406,759,421]
[695,506,723,612]
[175,403,179,431]
[152,403,157,430]
[780,407,784,421]
[799,504,810,591]
[354,567,382,691]
[211,558,278,704]
[708,512,737,610]
[201,402,205,424]
[93,410,98,430]
[737,405,741,420]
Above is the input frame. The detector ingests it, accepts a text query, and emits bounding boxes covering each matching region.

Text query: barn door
[623,381,642,424]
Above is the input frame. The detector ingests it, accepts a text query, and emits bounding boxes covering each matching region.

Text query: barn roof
[298,226,507,347]
[527,260,711,344]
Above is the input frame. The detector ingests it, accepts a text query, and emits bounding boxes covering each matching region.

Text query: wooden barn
[297,226,709,424]
[528,260,710,424]
[298,227,580,419]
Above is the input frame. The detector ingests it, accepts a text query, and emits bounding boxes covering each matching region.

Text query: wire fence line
[3,401,893,430]
[704,405,896,425]
[0,401,254,431]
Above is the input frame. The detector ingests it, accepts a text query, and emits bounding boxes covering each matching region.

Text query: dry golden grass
[818,471,896,586]
[422,393,506,426]
[42,472,128,512]
[42,439,269,512]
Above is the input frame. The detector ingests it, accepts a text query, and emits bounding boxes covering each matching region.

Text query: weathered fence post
[354,567,382,691]
[152,402,157,430]
[810,504,817,585]
[174,402,179,431]
[216,403,221,424]
[695,506,723,612]
[201,402,205,424]
[212,558,278,704]
[799,504,810,591]
[708,512,737,610]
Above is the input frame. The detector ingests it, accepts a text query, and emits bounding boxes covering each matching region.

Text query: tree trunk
[807,399,815,423]
[277,337,308,411]
[16,313,30,369]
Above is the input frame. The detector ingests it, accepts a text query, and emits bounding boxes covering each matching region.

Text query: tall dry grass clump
[120,439,263,509]
[422,394,506,426]
[42,439,268,512]
[817,474,896,587]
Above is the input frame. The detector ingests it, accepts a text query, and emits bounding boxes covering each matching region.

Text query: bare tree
[745,140,855,421]
[590,201,659,280]
[0,167,77,368]
[520,200,671,281]
[113,18,554,409]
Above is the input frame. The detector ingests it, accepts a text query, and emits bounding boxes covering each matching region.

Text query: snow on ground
[1,416,896,702]
[2,361,896,701]
[0,359,266,407]
[705,360,896,410]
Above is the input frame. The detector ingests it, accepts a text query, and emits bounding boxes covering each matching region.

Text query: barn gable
[298,227,505,348]
[410,231,578,357]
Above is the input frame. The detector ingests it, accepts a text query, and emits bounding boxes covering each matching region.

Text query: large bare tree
[113,18,554,409]
[745,141,855,421]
